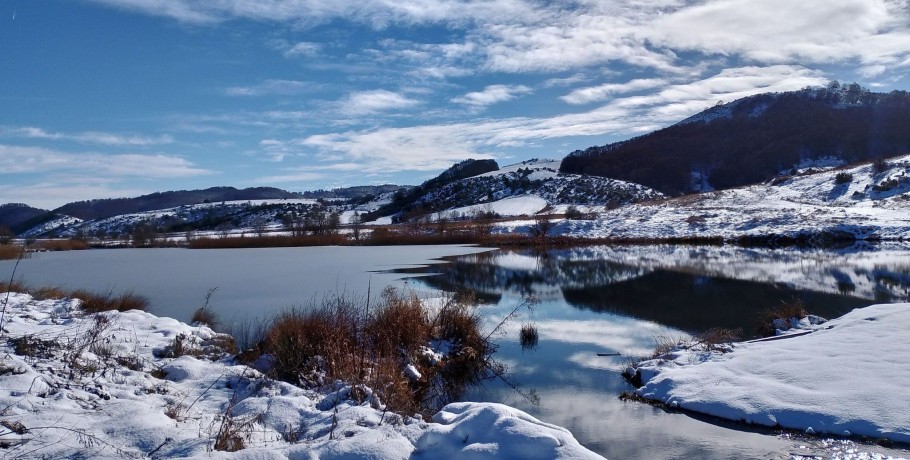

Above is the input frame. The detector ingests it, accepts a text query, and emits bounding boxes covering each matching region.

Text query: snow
[434,195,549,219]
[632,303,910,443]
[0,292,602,459]
[558,154,910,241]
[475,159,561,180]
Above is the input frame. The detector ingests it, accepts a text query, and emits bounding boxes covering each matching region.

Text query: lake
[3,244,910,459]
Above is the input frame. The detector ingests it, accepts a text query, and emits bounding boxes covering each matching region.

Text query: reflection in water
[396,245,910,459]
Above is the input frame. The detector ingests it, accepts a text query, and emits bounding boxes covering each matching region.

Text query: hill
[560,83,910,195]
[363,159,663,222]
[54,186,303,221]
[0,203,57,235]
[556,153,910,242]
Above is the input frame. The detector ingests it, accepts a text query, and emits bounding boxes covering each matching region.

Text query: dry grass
[0,281,148,314]
[0,245,29,260]
[519,323,539,349]
[70,289,149,313]
[756,298,809,337]
[252,288,497,417]
[32,239,90,252]
[191,307,219,328]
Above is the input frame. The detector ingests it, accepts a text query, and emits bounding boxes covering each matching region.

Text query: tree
[529,215,555,238]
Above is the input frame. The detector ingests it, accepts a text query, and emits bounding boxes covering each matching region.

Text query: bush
[834,172,853,184]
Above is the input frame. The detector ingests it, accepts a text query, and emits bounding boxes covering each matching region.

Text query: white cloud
[266,65,828,173]
[561,78,669,105]
[338,90,420,115]
[225,79,316,96]
[0,145,212,178]
[0,181,152,210]
[283,42,321,57]
[451,84,532,107]
[3,126,174,146]
[87,0,910,83]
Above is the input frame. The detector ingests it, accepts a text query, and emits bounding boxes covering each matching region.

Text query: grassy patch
[0,282,148,314]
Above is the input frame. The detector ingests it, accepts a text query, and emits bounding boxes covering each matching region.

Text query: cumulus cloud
[3,126,174,146]
[451,84,532,107]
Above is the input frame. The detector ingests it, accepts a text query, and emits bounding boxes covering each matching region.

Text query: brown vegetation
[31,239,91,252]
[0,245,28,260]
[755,298,809,337]
[245,288,497,417]
[0,281,148,314]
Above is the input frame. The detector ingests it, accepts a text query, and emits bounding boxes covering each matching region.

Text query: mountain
[54,187,303,221]
[560,84,910,195]
[364,158,663,222]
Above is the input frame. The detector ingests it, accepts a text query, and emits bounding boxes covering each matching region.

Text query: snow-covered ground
[631,303,910,443]
[558,154,910,241]
[0,292,602,459]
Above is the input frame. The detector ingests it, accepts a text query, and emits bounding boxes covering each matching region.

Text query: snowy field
[0,292,602,459]
[632,303,910,444]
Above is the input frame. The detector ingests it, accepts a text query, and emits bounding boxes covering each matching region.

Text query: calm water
[3,244,910,459]
[393,244,910,459]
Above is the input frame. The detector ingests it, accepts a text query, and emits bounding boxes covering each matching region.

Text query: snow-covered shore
[0,292,602,459]
[630,303,910,444]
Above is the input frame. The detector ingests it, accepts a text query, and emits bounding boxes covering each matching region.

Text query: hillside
[560,84,910,195]
[555,153,910,242]
[366,159,663,222]
[55,186,304,221]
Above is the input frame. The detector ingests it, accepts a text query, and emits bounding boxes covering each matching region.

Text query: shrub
[834,172,853,184]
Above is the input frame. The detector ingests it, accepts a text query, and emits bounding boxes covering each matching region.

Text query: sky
[1,0,909,209]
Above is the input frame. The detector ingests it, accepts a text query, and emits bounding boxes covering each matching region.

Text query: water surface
[3,244,910,459]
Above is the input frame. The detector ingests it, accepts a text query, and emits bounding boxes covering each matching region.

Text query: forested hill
[54,187,302,220]
[560,84,910,195]
[0,203,54,234]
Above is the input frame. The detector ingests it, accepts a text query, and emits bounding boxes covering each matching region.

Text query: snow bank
[632,303,910,443]
[0,292,602,459]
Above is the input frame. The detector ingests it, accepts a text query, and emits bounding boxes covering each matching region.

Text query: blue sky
[2,0,909,209]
